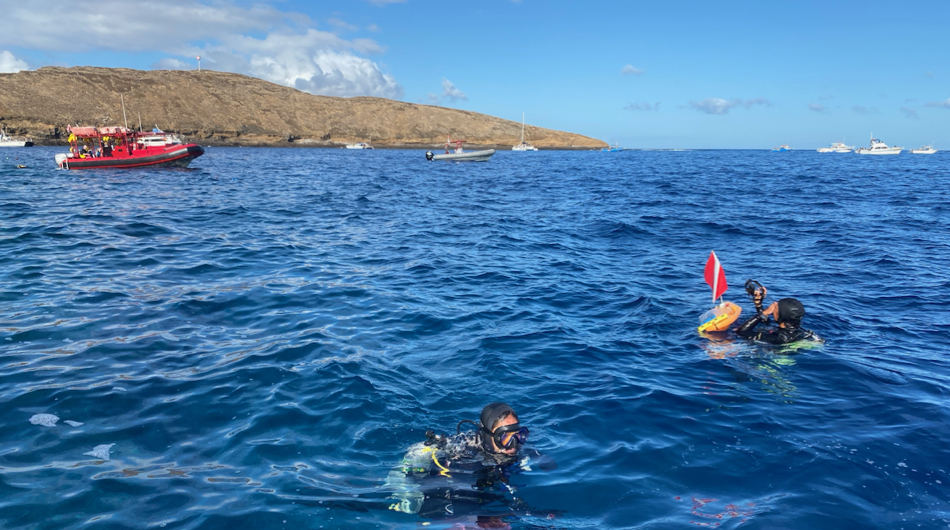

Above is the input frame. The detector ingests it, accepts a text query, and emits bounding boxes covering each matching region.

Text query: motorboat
[856,136,902,155]
[512,113,538,151]
[0,128,33,147]
[911,144,937,155]
[345,142,374,149]
[817,141,853,153]
[602,143,622,152]
[426,139,494,162]
[54,126,204,169]
[771,145,791,152]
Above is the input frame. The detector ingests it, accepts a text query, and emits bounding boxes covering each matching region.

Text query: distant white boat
[512,113,538,151]
[426,139,494,162]
[0,128,33,147]
[911,144,937,154]
[817,141,853,153]
[345,142,374,150]
[856,135,902,155]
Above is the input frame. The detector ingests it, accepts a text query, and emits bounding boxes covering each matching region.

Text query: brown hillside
[0,66,606,149]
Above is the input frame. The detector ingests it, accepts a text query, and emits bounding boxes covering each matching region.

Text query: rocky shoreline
[0,67,606,150]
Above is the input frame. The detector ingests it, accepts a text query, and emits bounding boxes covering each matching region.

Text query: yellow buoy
[698,301,742,333]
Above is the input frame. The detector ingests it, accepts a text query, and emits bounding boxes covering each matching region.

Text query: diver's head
[479,402,528,456]
[776,298,805,328]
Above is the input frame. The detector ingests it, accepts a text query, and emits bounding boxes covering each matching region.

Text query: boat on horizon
[426,138,494,162]
[602,143,622,152]
[856,135,902,155]
[911,144,937,154]
[772,144,792,152]
[817,141,853,153]
[345,142,374,150]
[512,113,538,151]
[54,126,204,169]
[0,128,33,147]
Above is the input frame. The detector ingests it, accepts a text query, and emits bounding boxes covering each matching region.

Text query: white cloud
[0,1,287,53]
[1,1,402,99]
[0,50,27,72]
[366,24,381,32]
[201,30,402,98]
[441,78,467,102]
[743,98,771,108]
[327,18,359,32]
[852,105,878,115]
[924,98,950,109]
[625,102,660,111]
[152,58,191,70]
[808,103,829,114]
[621,64,645,76]
[688,97,770,115]
[899,107,919,119]
[690,98,738,115]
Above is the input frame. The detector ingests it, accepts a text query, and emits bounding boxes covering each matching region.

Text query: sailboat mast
[121,95,129,130]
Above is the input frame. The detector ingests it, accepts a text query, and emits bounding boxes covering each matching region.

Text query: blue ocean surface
[1,147,948,529]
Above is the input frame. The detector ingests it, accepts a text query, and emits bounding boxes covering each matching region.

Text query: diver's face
[491,415,520,455]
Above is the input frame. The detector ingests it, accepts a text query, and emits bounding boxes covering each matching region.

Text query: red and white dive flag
[704,251,728,302]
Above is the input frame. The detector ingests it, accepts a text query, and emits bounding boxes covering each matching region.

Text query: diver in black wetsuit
[736,280,817,345]
[387,402,552,517]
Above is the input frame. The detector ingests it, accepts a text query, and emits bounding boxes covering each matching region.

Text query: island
[0,67,606,149]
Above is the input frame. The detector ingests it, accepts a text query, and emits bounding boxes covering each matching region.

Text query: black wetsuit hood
[777,298,805,326]
[478,402,516,453]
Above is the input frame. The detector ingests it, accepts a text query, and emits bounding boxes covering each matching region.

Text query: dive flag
[704,251,728,302]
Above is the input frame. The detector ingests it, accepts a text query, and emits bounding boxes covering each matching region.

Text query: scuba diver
[736,280,818,345]
[387,402,553,519]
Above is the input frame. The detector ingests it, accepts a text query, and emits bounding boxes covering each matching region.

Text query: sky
[1,0,947,149]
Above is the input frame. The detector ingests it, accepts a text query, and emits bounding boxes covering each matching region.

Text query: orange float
[698,301,742,333]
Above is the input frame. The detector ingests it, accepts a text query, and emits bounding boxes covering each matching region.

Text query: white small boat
[512,113,538,151]
[818,141,853,153]
[426,139,494,162]
[345,142,374,150]
[911,144,937,155]
[0,128,33,147]
[856,135,902,155]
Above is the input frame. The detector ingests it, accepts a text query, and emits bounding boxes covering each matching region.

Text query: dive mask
[492,423,529,450]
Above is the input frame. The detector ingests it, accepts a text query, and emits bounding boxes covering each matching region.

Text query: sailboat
[0,128,33,147]
[512,113,538,151]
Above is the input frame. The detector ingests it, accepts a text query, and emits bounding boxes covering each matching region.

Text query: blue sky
[2,0,948,148]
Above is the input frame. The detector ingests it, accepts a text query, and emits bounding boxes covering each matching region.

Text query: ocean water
[1,147,948,530]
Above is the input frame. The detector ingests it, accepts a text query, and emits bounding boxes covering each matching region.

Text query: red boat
[55,126,204,169]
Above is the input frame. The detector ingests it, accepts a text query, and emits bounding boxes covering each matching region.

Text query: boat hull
[430,149,495,162]
[911,149,937,154]
[0,140,33,147]
[56,144,204,169]
[856,148,902,155]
